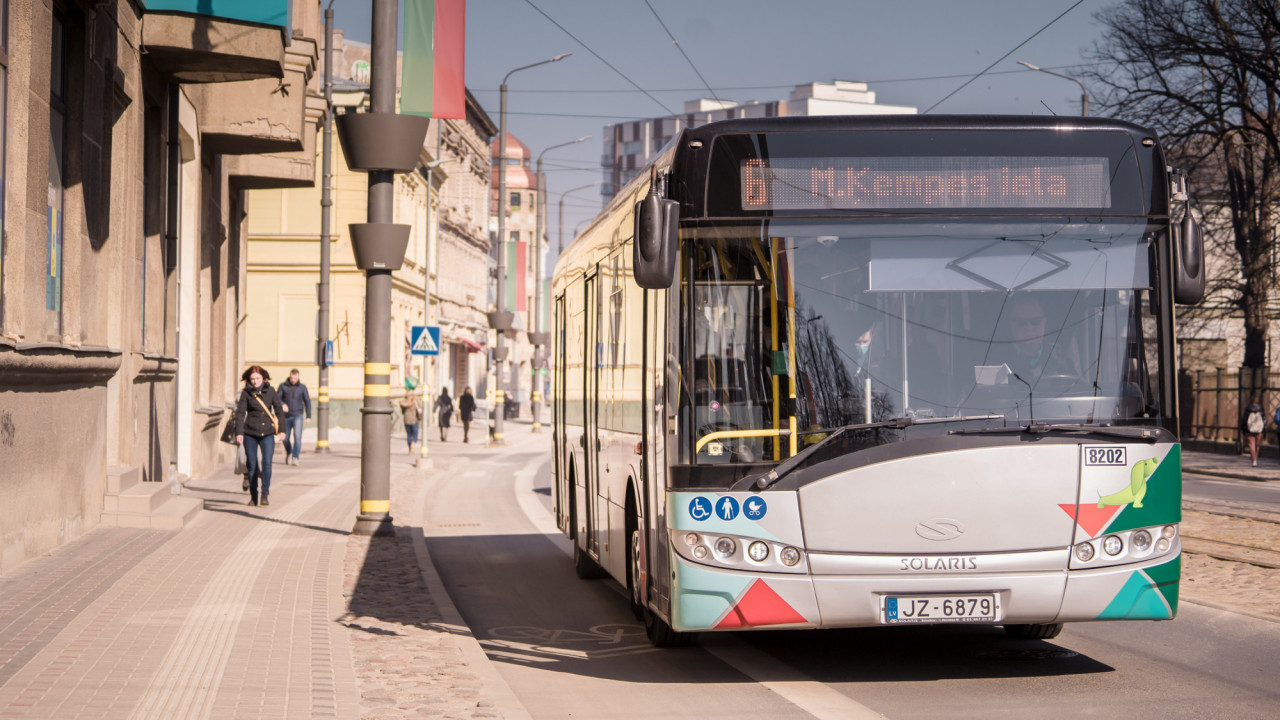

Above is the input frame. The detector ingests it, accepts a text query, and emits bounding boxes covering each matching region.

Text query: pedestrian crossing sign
[410,325,441,356]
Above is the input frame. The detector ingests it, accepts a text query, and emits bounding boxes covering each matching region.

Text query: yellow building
[245,32,496,431]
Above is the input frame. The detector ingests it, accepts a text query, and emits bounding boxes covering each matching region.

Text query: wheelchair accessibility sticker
[688,497,713,521]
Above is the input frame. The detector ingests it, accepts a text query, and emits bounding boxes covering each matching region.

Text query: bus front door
[584,272,601,559]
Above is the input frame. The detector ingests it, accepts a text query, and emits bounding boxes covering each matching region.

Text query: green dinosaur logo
[1097,457,1159,509]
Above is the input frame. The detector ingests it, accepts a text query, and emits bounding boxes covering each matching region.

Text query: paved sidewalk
[0,425,544,720]
[1183,448,1280,482]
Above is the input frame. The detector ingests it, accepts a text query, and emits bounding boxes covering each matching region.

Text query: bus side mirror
[633,193,679,289]
[1173,213,1205,305]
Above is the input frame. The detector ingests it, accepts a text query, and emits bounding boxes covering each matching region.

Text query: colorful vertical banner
[402,0,466,119]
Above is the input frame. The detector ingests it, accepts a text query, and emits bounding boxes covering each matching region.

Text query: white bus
[551,115,1205,645]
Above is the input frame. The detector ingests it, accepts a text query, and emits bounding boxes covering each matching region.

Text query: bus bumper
[669,550,1179,631]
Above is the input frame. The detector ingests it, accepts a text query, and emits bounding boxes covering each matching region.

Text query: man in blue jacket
[279,369,312,466]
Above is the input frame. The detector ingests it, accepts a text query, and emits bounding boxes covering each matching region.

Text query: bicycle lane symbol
[688,496,712,521]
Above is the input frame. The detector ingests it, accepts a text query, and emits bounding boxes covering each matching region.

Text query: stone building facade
[245,30,497,433]
[488,132,540,415]
[0,0,323,573]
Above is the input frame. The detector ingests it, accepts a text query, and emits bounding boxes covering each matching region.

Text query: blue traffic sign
[743,497,767,521]
[410,326,441,356]
[716,496,740,521]
[688,497,713,521]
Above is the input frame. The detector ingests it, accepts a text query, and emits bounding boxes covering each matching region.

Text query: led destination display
[741,156,1113,211]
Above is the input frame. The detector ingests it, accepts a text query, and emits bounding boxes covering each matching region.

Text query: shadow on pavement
[423,529,1114,683]
[203,499,353,536]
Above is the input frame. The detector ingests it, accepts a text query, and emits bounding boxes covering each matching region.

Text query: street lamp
[531,135,590,433]
[494,52,571,446]
[1017,61,1089,116]
[558,181,602,256]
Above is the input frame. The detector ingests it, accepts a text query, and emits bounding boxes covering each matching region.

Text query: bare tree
[1085,0,1280,370]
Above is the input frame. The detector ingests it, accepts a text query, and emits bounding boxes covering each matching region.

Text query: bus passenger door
[554,294,567,534]
[583,272,601,558]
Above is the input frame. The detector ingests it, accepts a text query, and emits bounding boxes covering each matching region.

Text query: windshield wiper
[950,422,1160,442]
[751,414,1005,490]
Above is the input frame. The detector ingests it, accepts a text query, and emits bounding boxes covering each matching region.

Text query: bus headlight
[779,547,802,567]
[747,541,770,562]
[1103,535,1124,556]
[1156,538,1170,553]
[1075,541,1095,562]
[1162,525,1176,539]
[693,545,708,559]
[1132,529,1152,551]
[684,532,700,546]
[714,537,736,558]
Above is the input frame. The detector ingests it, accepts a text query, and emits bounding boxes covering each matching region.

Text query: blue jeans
[283,414,305,458]
[405,423,419,448]
[243,433,276,498]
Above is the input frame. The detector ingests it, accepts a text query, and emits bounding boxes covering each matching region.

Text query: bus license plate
[882,594,998,624]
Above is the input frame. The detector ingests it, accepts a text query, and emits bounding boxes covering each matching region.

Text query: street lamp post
[558,182,602,256]
[531,135,589,433]
[317,3,334,453]
[494,53,571,445]
[1017,61,1089,116]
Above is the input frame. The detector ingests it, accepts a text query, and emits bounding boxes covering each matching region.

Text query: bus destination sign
[741,156,1112,211]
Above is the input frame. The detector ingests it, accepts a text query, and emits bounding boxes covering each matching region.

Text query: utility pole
[316,3,334,453]
[493,53,571,445]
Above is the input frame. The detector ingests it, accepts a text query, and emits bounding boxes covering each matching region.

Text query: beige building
[489,132,542,415]
[0,1,323,572]
[245,31,497,431]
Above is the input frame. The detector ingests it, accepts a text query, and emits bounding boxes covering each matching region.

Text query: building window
[0,0,9,325]
[509,192,520,208]
[46,11,66,338]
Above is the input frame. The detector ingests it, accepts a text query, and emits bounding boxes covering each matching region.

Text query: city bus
[550,115,1205,646]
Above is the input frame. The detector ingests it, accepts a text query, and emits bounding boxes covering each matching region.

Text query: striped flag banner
[402,0,466,119]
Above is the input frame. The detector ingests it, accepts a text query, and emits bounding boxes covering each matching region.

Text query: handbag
[220,415,237,444]
[234,443,248,475]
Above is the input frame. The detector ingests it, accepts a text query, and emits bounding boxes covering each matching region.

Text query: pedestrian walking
[435,388,454,442]
[233,386,250,492]
[279,369,311,466]
[235,365,285,506]
[400,391,422,453]
[459,386,476,443]
[1241,396,1265,467]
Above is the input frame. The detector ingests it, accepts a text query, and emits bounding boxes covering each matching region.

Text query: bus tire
[644,607,696,648]
[1003,623,1064,639]
[627,505,644,621]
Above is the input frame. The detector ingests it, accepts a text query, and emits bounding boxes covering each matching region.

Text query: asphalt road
[422,444,1280,719]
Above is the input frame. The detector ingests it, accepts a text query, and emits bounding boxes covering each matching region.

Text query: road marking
[515,461,888,719]
[702,636,888,720]
[514,460,558,534]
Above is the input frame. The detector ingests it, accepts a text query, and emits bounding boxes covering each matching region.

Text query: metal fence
[1181,366,1275,444]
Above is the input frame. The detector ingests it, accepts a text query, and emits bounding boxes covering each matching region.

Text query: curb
[1182,467,1277,483]
[1181,596,1280,626]
[397,445,535,720]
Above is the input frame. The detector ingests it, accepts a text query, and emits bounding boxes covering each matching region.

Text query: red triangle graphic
[1058,503,1124,538]
[715,579,808,629]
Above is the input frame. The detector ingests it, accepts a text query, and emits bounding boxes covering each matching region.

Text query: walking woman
[435,387,454,442]
[235,365,285,506]
[1241,396,1266,467]
[459,386,476,443]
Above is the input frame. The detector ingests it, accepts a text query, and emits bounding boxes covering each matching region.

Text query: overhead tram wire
[642,0,723,106]
[474,63,1110,95]
[523,0,676,116]
[923,0,1086,114]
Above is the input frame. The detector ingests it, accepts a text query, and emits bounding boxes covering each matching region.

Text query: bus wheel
[628,526,644,620]
[644,606,696,648]
[1003,623,1064,639]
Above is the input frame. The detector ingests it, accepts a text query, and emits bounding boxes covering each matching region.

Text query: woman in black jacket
[235,365,286,506]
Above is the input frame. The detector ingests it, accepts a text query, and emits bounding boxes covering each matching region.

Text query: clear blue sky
[330,0,1112,253]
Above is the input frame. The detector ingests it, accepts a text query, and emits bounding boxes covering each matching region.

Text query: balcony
[140,0,291,83]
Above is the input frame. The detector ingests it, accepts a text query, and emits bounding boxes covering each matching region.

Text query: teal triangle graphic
[1097,569,1172,620]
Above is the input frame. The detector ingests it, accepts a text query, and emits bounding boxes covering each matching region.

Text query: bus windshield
[680,219,1166,465]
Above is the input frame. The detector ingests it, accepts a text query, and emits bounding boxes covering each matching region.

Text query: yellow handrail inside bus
[696,428,794,454]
